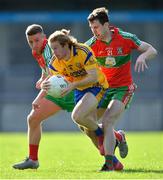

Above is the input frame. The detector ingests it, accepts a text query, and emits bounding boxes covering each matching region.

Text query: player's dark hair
[25,24,44,36]
[87,7,109,25]
[48,29,77,49]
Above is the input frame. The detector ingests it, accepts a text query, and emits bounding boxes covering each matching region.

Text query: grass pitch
[0,132,163,179]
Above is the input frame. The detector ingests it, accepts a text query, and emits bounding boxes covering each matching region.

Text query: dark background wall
[0,0,163,11]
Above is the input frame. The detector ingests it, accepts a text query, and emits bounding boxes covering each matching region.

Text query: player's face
[89,20,109,40]
[50,41,68,60]
[27,33,45,53]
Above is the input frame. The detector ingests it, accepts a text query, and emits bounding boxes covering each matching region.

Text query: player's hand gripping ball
[47,75,68,98]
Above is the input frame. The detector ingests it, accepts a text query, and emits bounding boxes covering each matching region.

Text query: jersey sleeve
[119,30,142,50]
[79,45,97,71]
[48,65,59,75]
[124,32,142,50]
[84,36,96,47]
[43,44,53,64]
[84,51,98,71]
[129,33,142,49]
[48,56,60,76]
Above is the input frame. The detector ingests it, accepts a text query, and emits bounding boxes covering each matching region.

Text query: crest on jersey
[76,62,82,68]
[117,47,123,55]
[105,57,116,67]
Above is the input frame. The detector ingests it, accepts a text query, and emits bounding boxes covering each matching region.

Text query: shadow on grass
[122,168,163,174]
[32,167,163,175]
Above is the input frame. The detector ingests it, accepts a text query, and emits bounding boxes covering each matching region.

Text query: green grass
[0,132,163,179]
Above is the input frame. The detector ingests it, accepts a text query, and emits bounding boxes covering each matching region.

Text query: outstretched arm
[135,41,157,72]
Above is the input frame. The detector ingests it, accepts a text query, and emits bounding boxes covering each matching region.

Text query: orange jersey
[86,27,142,87]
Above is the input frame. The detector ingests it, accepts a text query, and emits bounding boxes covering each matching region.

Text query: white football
[47,75,68,98]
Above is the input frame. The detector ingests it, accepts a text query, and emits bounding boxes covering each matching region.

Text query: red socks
[29,144,39,161]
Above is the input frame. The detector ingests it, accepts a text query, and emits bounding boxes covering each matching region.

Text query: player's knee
[27,114,34,126]
[71,112,79,123]
[71,112,83,125]
[27,113,40,127]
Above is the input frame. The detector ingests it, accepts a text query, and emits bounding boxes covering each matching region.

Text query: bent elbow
[150,46,158,59]
[153,48,158,56]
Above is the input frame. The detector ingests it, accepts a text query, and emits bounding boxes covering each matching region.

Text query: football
[47,75,68,98]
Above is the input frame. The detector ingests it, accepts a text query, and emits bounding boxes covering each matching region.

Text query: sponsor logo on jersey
[105,57,116,67]
[68,65,73,70]
[70,69,87,77]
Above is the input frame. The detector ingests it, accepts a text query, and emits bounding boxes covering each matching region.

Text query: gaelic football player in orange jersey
[85,7,157,171]
[12,24,75,170]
